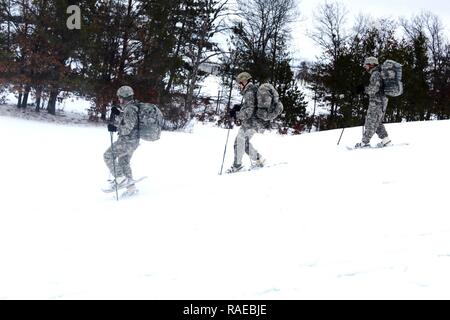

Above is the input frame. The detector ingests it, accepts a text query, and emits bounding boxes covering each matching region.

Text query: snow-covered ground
[198,75,242,111]
[300,84,330,116]
[0,104,98,126]
[2,89,92,115]
[1,106,450,300]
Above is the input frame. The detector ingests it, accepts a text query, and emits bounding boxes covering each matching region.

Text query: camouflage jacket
[115,100,139,139]
[365,66,385,99]
[237,82,264,129]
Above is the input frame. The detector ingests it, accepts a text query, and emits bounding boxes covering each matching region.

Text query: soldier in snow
[355,56,392,148]
[103,85,140,191]
[226,72,266,173]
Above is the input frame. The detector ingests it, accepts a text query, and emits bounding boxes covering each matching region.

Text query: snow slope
[1,110,450,300]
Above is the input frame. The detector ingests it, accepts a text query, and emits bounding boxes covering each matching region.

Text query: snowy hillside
[1,110,450,299]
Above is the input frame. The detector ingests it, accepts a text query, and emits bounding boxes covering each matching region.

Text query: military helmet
[364,56,379,66]
[236,72,252,83]
[117,85,134,98]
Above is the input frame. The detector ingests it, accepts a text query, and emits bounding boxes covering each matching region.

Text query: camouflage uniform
[104,100,140,179]
[233,82,265,166]
[362,66,389,144]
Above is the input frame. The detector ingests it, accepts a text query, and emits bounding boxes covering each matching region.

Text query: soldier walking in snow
[226,72,266,173]
[103,86,140,191]
[355,57,392,148]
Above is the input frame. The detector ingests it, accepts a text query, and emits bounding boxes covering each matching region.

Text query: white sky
[291,0,450,62]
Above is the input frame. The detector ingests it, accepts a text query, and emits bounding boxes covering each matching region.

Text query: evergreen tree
[405,31,431,121]
[135,0,179,104]
[79,0,133,119]
[275,59,307,133]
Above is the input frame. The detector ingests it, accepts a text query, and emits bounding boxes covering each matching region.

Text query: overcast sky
[290,0,450,62]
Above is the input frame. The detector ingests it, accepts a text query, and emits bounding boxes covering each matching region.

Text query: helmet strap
[240,80,250,91]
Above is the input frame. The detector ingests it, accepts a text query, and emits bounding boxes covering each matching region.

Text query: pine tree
[79,0,133,119]
[135,0,179,103]
[275,59,307,134]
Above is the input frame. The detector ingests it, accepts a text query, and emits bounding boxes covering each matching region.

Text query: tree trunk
[226,74,234,110]
[21,85,31,108]
[7,0,11,49]
[185,75,196,116]
[117,0,133,82]
[185,43,204,115]
[35,88,42,112]
[47,90,58,115]
[271,29,279,83]
[165,15,187,93]
[100,101,107,121]
[17,90,22,108]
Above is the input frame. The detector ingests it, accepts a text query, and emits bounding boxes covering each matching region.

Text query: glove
[229,108,237,119]
[355,84,365,94]
[107,124,118,132]
[229,104,241,119]
[111,106,121,116]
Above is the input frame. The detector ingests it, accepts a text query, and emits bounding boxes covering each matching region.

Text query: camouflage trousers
[233,126,261,166]
[104,136,139,179]
[363,96,389,144]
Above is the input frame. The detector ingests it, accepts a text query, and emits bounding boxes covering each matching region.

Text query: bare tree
[309,1,349,62]
[309,1,349,122]
[401,11,448,118]
[351,14,371,41]
[400,11,446,66]
[233,0,297,82]
[183,0,230,117]
[421,12,446,71]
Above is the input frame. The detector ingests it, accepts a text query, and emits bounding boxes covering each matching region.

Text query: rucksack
[136,102,163,141]
[380,60,403,97]
[255,83,284,121]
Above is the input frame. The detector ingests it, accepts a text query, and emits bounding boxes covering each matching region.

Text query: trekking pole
[337,127,345,145]
[219,124,231,175]
[110,132,119,201]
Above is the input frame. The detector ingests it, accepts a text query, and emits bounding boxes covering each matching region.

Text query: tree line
[0,0,229,124]
[0,0,449,133]
[0,0,307,132]
[301,2,450,131]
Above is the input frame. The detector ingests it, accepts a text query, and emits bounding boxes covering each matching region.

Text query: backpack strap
[251,86,258,119]
[377,66,385,95]
[135,101,141,140]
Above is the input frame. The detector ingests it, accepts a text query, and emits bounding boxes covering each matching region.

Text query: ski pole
[219,125,231,175]
[110,132,119,201]
[337,127,345,145]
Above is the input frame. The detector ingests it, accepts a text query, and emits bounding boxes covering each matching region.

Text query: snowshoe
[226,164,244,174]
